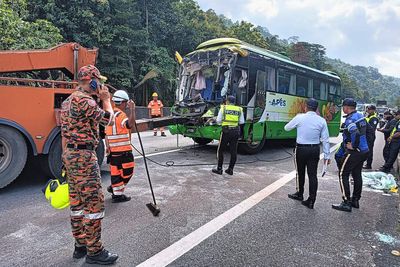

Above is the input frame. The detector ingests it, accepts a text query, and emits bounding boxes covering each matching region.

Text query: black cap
[342,98,357,107]
[227,95,236,104]
[306,98,318,110]
[384,110,392,115]
[367,104,376,110]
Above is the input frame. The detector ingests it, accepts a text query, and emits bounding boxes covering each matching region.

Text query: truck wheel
[45,135,106,179]
[238,138,266,154]
[0,126,28,188]
[192,137,213,146]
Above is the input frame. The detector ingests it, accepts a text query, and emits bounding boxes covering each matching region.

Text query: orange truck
[0,43,105,188]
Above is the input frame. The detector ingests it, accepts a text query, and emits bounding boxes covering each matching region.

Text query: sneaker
[212,168,223,175]
[112,194,131,203]
[73,245,87,259]
[86,249,118,265]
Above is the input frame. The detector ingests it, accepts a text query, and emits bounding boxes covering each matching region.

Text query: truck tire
[44,135,106,179]
[238,138,266,154]
[0,126,28,188]
[192,137,213,146]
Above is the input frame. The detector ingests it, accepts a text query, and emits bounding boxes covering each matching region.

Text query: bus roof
[193,38,341,81]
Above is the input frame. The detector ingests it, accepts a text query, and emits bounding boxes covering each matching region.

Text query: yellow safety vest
[390,121,400,138]
[221,104,242,127]
[365,112,378,123]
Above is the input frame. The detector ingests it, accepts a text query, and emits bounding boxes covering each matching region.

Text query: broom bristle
[146,203,160,217]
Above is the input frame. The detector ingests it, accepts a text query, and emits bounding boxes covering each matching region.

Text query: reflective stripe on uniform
[106,134,130,140]
[112,111,122,135]
[339,154,351,200]
[84,211,105,220]
[71,210,84,217]
[112,184,125,191]
[108,141,131,147]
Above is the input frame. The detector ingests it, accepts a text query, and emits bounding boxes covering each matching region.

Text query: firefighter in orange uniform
[105,90,136,203]
[147,92,166,136]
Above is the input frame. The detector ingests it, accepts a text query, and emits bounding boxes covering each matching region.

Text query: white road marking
[137,142,342,267]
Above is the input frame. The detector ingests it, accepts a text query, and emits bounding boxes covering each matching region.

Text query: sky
[197,0,400,78]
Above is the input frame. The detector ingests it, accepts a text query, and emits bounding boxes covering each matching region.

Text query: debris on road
[362,171,398,191]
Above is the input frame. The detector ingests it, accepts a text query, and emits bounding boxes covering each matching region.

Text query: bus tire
[192,137,213,145]
[238,138,266,154]
[0,126,28,188]
[44,135,106,179]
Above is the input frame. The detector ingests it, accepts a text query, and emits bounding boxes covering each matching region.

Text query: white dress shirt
[284,111,330,159]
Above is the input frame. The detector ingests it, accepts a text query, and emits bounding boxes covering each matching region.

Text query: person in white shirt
[284,98,331,209]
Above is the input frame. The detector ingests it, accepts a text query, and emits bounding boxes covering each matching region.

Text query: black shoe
[154,132,157,136]
[225,168,233,175]
[86,249,118,265]
[288,192,303,201]
[161,132,166,137]
[332,201,352,212]
[112,194,131,203]
[351,198,359,209]
[363,165,372,170]
[212,168,223,175]
[301,198,315,209]
[73,245,87,259]
[107,186,113,194]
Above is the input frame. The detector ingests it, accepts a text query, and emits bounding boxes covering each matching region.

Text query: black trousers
[366,136,376,166]
[382,141,400,171]
[295,145,320,200]
[217,128,240,170]
[383,140,390,163]
[339,151,368,201]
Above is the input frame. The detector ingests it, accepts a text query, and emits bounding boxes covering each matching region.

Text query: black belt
[297,143,319,147]
[222,126,239,129]
[66,143,95,150]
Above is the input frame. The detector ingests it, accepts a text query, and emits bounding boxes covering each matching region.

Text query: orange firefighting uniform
[105,108,134,195]
[147,99,164,133]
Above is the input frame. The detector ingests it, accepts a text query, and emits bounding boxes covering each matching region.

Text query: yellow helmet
[43,179,70,209]
[152,92,158,97]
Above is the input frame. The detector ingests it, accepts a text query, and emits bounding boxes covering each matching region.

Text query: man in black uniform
[379,110,400,173]
[377,111,396,162]
[363,105,379,169]
[212,95,245,175]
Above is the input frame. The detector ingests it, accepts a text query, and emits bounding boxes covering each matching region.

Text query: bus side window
[307,79,313,97]
[266,66,275,91]
[320,82,327,100]
[313,79,327,100]
[278,69,295,94]
[296,75,309,97]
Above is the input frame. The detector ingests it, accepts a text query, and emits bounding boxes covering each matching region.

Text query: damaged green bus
[169,38,342,154]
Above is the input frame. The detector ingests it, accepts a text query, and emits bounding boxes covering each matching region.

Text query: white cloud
[196,0,400,77]
[245,0,279,18]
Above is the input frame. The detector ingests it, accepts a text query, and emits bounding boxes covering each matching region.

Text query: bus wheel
[238,138,266,154]
[192,137,213,145]
[45,135,106,179]
[0,126,28,188]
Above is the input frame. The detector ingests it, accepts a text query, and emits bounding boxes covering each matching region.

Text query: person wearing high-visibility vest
[147,92,166,136]
[212,95,245,175]
[105,90,136,203]
[379,110,400,173]
[363,105,380,169]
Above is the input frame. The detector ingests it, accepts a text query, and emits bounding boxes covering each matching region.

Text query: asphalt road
[0,131,399,267]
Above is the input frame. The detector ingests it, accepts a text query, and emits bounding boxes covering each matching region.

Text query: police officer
[61,65,118,264]
[379,110,400,173]
[212,95,244,175]
[105,90,136,203]
[332,98,369,212]
[377,111,396,162]
[284,98,330,209]
[363,105,379,169]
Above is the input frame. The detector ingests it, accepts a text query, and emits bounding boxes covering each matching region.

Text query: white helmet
[112,90,129,103]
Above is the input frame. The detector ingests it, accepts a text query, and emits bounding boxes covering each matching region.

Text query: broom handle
[134,120,157,206]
